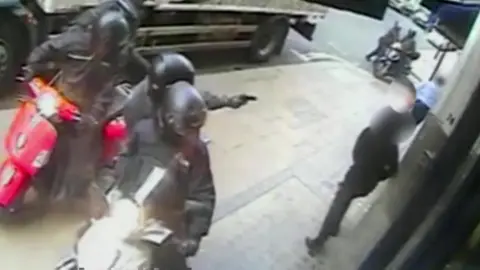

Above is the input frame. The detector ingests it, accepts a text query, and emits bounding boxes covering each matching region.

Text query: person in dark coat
[114,80,216,268]
[24,11,139,199]
[305,104,415,256]
[365,22,401,61]
[67,0,152,82]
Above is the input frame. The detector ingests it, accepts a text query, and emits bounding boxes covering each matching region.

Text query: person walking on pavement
[411,75,446,125]
[365,22,401,61]
[305,101,415,256]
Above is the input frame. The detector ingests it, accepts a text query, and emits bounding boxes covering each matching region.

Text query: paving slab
[192,178,327,270]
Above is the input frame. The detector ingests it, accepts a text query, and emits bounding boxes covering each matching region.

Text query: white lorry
[0,0,389,89]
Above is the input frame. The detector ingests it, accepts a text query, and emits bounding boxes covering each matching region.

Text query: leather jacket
[116,118,216,241]
[26,27,148,119]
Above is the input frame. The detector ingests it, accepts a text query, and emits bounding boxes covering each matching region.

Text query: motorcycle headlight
[36,93,58,118]
[32,150,51,168]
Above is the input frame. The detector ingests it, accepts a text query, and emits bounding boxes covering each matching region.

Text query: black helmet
[148,53,196,103]
[91,10,131,62]
[160,81,207,140]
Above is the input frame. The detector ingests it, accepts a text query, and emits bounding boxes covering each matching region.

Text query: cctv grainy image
[0,0,478,269]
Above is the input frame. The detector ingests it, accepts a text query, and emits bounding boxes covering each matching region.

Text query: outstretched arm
[200,90,257,111]
[199,90,232,110]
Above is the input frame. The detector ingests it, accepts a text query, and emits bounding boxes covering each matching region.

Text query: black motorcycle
[55,162,190,270]
[372,42,419,83]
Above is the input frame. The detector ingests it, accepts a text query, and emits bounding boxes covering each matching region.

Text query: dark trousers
[315,187,353,241]
[411,100,430,125]
[313,167,378,243]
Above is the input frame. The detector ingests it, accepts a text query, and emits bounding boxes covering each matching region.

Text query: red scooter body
[0,100,58,206]
[0,78,128,210]
[102,117,127,163]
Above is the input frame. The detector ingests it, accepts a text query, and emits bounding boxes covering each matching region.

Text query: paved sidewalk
[190,59,398,269]
[0,57,398,269]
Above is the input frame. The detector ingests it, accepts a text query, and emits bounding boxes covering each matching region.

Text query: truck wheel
[249,16,289,63]
[0,21,23,95]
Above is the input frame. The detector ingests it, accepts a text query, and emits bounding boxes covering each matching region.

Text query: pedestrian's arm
[352,128,370,163]
[415,82,428,95]
[185,145,216,241]
[379,146,399,180]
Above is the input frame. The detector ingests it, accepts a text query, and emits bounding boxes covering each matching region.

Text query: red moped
[0,78,129,221]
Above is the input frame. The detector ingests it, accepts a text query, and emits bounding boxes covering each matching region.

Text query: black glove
[177,238,200,257]
[23,66,36,82]
[228,94,257,109]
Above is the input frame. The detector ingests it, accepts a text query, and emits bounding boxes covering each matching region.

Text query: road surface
[313,8,431,67]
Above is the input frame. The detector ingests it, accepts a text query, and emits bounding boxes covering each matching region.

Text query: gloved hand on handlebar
[58,103,81,122]
[58,105,98,132]
[227,94,257,109]
[177,238,200,257]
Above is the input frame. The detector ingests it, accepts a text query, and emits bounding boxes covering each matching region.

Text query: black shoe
[365,55,371,62]
[305,237,326,256]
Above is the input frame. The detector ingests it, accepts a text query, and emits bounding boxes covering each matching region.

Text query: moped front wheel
[0,187,48,225]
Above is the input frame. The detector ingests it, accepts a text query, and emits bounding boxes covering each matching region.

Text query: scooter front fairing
[0,78,79,208]
[0,100,58,206]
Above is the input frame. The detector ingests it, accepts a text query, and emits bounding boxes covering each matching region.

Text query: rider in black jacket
[25,11,137,199]
[68,0,149,82]
[116,79,216,268]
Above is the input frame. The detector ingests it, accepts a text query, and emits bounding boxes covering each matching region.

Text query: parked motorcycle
[55,163,190,270]
[372,42,419,82]
[0,78,130,221]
